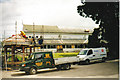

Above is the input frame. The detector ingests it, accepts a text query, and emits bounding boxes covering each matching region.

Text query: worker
[31,37,36,44]
[38,36,43,45]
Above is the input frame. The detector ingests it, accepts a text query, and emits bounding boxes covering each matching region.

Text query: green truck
[19,51,79,75]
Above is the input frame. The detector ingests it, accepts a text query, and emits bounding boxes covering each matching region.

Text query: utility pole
[33,22,35,39]
[42,25,44,51]
[42,25,44,39]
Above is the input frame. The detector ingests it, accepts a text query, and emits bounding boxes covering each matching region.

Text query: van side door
[35,54,44,69]
[87,49,95,60]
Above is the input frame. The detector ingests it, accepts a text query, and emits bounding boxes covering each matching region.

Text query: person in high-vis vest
[57,45,63,53]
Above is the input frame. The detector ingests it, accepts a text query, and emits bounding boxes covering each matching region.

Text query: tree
[77,2,119,59]
[88,28,101,48]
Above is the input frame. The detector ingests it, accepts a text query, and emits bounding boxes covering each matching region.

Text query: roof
[23,24,93,34]
[3,34,31,46]
[23,24,60,33]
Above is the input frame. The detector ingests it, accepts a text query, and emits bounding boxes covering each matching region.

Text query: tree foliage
[77,2,119,59]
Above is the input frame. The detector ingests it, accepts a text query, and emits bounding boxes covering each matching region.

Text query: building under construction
[23,24,93,52]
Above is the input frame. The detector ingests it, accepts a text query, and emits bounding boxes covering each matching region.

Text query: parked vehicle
[77,47,107,64]
[19,51,79,75]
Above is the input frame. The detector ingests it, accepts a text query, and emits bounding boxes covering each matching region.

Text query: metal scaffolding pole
[15,21,17,44]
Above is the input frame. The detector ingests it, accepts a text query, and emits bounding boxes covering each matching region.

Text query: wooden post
[11,46,15,69]
[33,46,35,52]
[22,46,25,62]
[30,47,32,55]
[4,47,7,70]
[11,46,14,62]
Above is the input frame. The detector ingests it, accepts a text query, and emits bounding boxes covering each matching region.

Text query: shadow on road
[11,67,77,77]
[78,61,104,65]
[78,59,119,65]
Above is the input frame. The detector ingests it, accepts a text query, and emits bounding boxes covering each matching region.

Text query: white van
[77,47,107,64]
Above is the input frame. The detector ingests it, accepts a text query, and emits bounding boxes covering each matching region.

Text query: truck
[19,51,79,75]
[77,47,107,64]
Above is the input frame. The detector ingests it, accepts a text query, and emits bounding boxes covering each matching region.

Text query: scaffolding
[2,34,33,70]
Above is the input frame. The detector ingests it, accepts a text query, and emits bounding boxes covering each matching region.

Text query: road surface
[2,59,119,78]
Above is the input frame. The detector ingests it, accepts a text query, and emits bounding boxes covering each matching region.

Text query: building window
[48,45,50,49]
[80,44,83,48]
[51,45,56,48]
[29,36,31,38]
[44,45,46,49]
[67,45,71,48]
[77,45,81,48]
[84,44,87,48]
[75,45,78,48]
[62,45,65,48]
[36,36,38,38]
[41,46,43,49]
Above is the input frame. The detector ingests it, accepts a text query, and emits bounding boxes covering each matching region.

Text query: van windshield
[79,50,88,55]
[35,54,43,59]
[27,53,35,60]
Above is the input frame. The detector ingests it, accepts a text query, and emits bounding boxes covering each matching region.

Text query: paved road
[2,59,119,78]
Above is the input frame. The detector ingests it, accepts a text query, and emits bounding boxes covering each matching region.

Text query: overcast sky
[0,0,99,39]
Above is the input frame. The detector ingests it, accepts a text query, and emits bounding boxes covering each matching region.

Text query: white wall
[25,33,89,40]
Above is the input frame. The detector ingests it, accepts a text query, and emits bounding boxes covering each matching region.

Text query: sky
[0,0,99,40]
